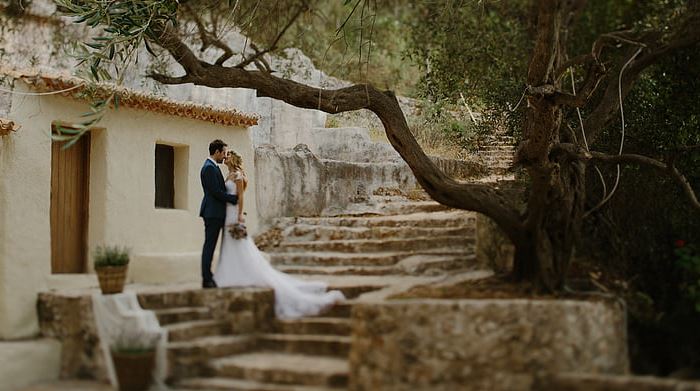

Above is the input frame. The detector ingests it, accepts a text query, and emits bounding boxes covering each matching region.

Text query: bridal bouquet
[228,223,248,240]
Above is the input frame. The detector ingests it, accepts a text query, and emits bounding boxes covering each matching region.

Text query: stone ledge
[541,372,700,391]
[350,298,628,391]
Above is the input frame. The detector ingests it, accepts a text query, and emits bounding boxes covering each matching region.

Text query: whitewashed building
[0,68,259,341]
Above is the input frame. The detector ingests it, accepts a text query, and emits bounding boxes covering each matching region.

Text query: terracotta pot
[111,350,156,391]
[95,265,128,294]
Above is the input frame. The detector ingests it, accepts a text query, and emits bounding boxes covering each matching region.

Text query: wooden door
[50,132,90,273]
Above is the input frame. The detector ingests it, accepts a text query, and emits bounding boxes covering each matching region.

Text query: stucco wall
[0,339,62,391]
[0,85,256,339]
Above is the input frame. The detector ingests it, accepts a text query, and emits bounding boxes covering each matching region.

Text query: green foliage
[111,328,160,354]
[93,245,130,268]
[676,242,700,313]
[406,1,531,103]
[271,1,419,94]
[407,99,482,158]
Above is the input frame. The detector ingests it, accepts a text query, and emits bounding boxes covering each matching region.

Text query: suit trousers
[202,218,225,282]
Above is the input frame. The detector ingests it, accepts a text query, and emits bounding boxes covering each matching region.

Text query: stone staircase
[477,135,516,175]
[149,196,479,390]
[155,299,354,390]
[266,200,477,278]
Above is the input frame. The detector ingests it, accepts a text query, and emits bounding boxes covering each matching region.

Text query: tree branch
[589,151,700,211]
[182,4,235,66]
[583,7,700,143]
[554,59,606,107]
[148,73,194,85]
[152,23,208,77]
[527,0,561,85]
[4,0,28,16]
[149,26,526,243]
[235,1,308,70]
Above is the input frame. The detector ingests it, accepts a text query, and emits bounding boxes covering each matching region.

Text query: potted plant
[110,328,160,391]
[94,245,130,294]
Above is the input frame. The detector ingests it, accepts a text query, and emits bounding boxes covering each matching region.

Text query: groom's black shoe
[202,280,217,289]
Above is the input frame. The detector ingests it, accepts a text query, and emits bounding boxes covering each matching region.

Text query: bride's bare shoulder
[233,170,246,181]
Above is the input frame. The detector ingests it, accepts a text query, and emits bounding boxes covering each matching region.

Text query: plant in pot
[110,328,160,391]
[94,245,130,294]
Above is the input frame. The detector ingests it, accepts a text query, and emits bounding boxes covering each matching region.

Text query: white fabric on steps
[91,291,168,390]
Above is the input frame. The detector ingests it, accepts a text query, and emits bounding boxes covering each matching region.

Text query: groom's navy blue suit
[200,158,238,284]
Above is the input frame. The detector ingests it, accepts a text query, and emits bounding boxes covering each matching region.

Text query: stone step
[166,319,231,342]
[155,306,212,326]
[208,352,348,387]
[395,254,479,275]
[487,153,514,158]
[269,248,475,267]
[282,225,474,242]
[275,317,351,336]
[167,335,256,380]
[481,157,513,162]
[169,334,255,360]
[320,302,353,318]
[139,290,198,310]
[332,284,382,299]
[482,160,512,165]
[270,251,403,267]
[277,264,396,276]
[374,201,450,215]
[481,146,514,151]
[177,377,339,391]
[257,334,351,357]
[289,211,475,228]
[481,154,514,159]
[274,236,474,253]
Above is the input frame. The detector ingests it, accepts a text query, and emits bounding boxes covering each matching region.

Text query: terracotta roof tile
[0,118,19,136]
[1,68,259,128]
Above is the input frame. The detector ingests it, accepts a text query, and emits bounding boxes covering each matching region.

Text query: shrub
[677,241,700,313]
[111,328,160,355]
[93,245,130,268]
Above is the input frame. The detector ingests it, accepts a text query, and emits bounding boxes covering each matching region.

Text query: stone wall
[476,214,515,273]
[254,143,486,224]
[254,144,417,222]
[350,298,629,391]
[475,180,524,273]
[296,127,401,163]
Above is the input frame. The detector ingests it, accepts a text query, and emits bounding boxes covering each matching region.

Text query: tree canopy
[48,0,700,291]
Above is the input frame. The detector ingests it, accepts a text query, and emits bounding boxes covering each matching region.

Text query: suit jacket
[199,159,238,219]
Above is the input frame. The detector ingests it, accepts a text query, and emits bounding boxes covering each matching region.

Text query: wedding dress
[214,177,345,319]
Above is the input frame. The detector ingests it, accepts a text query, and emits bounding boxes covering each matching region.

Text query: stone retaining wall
[254,144,415,222]
[350,298,629,391]
[475,180,524,273]
[254,144,485,223]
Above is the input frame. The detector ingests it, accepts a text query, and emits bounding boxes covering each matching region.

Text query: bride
[213,150,345,319]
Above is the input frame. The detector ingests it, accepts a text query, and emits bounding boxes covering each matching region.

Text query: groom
[199,139,238,288]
